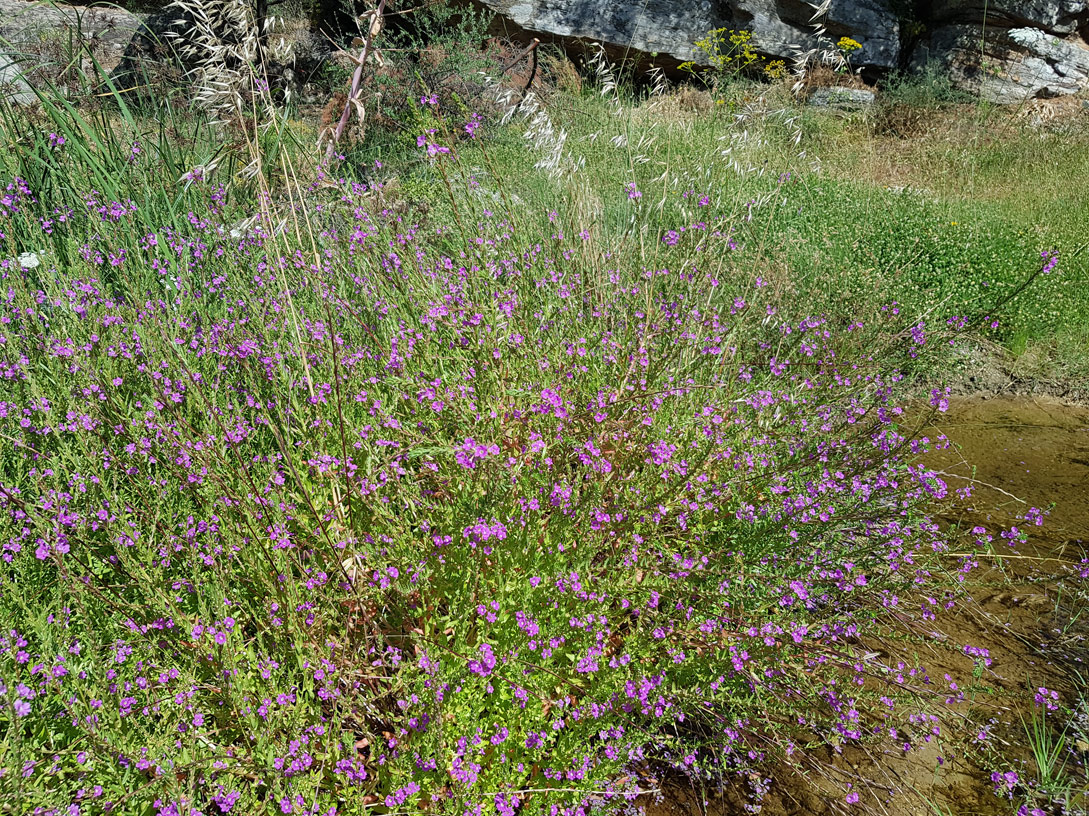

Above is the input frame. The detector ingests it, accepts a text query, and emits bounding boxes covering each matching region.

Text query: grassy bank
[364,80,1089,389]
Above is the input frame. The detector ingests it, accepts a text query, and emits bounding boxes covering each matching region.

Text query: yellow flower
[837,36,862,53]
[694,27,759,74]
[763,59,787,79]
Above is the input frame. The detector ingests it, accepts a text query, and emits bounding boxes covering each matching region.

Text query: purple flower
[963,644,992,667]
[212,790,241,813]
[417,130,450,158]
[385,781,420,808]
[469,643,497,676]
[1034,686,1059,711]
[929,387,949,413]
[1023,506,1045,526]
[464,113,483,139]
[456,437,499,469]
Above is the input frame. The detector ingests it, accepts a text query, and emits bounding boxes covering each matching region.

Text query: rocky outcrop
[912,24,1089,102]
[482,0,733,65]
[1,0,1087,103]
[923,0,1087,35]
[0,48,35,106]
[0,0,140,66]
[107,8,198,97]
[107,5,314,101]
[808,85,878,107]
[482,0,1089,101]
[0,0,141,103]
[732,0,900,69]
[481,0,900,70]
[908,0,1089,102]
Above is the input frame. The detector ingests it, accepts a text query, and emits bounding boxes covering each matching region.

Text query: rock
[0,0,141,67]
[479,0,900,71]
[482,0,732,66]
[733,0,899,69]
[0,0,142,102]
[2,0,1086,106]
[912,24,1089,103]
[1008,26,1089,93]
[912,0,1089,102]
[485,0,1089,102]
[0,49,35,106]
[106,4,306,103]
[927,0,1088,36]
[808,86,876,109]
[107,8,198,98]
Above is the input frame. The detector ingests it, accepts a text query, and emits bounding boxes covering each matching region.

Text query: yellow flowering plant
[680,28,789,104]
[835,36,863,74]
[837,36,862,54]
[763,59,787,80]
[679,28,761,86]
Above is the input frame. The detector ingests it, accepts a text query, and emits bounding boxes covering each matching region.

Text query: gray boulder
[0,0,140,62]
[733,0,899,69]
[0,0,141,101]
[1008,27,1089,94]
[483,0,732,65]
[912,23,1089,102]
[483,0,1089,101]
[106,8,197,98]
[911,0,1089,101]
[808,86,877,108]
[480,0,900,71]
[0,49,35,106]
[926,0,1088,35]
[2,0,1087,105]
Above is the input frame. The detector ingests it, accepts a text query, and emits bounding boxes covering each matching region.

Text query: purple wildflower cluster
[0,161,1017,816]
[417,129,451,158]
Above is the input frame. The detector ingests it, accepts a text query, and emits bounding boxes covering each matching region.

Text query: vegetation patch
[0,5,1087,814]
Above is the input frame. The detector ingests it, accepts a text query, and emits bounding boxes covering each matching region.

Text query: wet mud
[652,396,1089,815]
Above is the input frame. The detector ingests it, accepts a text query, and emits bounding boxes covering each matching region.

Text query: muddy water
[899,396,1089,814]
[929,396,1089,541]
[653,396,1089,815]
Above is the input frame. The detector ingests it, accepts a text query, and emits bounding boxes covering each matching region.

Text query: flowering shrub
[5,51,1074,810]
[678,28,788,100]
[0,144,1003,814]
[833,37,862,74]
[685,29,760,76]
[836,37,862,57]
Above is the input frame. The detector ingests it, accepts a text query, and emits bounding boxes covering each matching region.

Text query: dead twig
[323,0,386,158]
